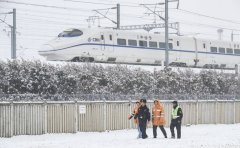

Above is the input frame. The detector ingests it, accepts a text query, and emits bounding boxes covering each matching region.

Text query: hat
[172,100,178,104]
[140,99,147,103]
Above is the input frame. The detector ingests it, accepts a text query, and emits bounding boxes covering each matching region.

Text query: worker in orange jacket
[152,100,167,138]
[128,101,141,138]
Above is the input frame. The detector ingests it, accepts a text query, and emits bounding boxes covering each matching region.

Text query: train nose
[39,44,54,52]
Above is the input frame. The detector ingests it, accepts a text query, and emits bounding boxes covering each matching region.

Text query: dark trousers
[153,125,167,138]
[170,122,181,138]
[139,121,148,139]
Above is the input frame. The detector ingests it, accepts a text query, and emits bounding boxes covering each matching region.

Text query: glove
[128,115,133,120]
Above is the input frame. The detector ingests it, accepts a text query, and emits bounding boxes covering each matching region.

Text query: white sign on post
[79,105,86,114]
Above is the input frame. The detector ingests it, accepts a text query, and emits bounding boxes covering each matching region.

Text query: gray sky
[0,0,240,59]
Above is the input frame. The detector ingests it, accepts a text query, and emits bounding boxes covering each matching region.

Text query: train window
[58,29,83,37]
[227,48,233,54]
[177,41,179,46]
[101,35,104,40]
[234,49,240,55]
[139,40,148,47]
[149,41,158,48]
[128,39,137,46]
[203,43,206,49]
[159,42,165,48]
[117,38,126,46]
[210,47,217,53]
[169,43,173,49]
[109,35,112,41]
[219,47,225,54]
[159,42,173,49]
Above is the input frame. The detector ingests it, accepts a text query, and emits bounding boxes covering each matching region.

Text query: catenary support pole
[165,0,169,67]
[117,4,120,29]
[11,8,16,59]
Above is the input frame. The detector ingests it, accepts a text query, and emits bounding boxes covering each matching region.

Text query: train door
[100,32,105,51]
[100,32,114,52]
[106,34,114,52]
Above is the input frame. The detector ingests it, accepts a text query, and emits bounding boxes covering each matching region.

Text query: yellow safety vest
[171,106,179,119]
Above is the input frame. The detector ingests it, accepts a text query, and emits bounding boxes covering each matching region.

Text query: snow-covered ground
[1,124,240,148]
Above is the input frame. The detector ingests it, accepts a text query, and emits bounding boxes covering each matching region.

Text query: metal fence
[0,99,240,138]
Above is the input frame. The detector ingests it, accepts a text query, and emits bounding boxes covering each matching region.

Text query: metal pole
[165,0,169,67]
[11,27,14,59]
[12,8,16,59]
[117,3,120,29]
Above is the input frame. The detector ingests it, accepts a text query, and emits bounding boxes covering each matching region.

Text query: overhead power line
[2,1,240,26]
[0,0,90,11]
[96,0,140,5]
[179,21,240,32]
[64,0,140,7]
[178,9,240,25]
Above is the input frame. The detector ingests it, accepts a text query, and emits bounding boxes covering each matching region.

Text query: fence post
[196,100,198,125]
[215,98,218,124]
[44,101,47,134]
[103,98,106,131]
[233,98,236,124]
[74,101,78,133]
[10,101,14,137]
[129,99,132,129]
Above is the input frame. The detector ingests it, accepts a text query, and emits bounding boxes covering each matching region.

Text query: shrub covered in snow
[0,60,239,100]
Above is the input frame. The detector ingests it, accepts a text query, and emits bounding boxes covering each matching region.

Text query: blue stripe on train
[39,43,240,57]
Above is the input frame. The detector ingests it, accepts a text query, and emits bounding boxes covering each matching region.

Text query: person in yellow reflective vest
[152,100,167,138]
[170,100,183,139]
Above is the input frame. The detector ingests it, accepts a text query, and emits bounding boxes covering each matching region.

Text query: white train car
[38,28,240,68]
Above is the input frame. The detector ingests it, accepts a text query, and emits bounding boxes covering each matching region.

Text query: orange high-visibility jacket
[152,100,166,126]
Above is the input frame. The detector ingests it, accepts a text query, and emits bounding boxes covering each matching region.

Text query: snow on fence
[0,100,240,138]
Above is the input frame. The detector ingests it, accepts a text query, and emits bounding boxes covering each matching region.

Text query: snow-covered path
[0,124,240,148]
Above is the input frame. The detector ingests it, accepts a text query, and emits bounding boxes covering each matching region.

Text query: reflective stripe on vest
[172,106,179,119]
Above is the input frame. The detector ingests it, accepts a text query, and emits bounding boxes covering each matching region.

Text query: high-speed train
[38,28,240,68]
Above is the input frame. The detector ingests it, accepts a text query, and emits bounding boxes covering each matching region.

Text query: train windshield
[58,29,83,37]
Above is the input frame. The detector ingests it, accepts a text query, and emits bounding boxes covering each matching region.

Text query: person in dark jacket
[135,99,150,139]
[170,100,183,139]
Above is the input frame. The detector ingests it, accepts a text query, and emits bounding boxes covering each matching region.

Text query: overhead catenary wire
[0,6,91,18]
[2,0,240,26]
[0,0,92,12]
[177,8,240,25]
[64,0,140,8]
[1,5,153,22]
[179,21,240,32]
[17,13,87,23]
[17,17,86,26]
[2,1,240,27]
[1,0,240,43]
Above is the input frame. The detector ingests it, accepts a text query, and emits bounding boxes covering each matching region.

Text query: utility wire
[17,12,87,22]
[178,9,240,25]
[179,21,240,32]
[64,0,140,7]
[3,1,240,26]
[0,0,91,12]
[2,0,240,26]
[0,18,11,27]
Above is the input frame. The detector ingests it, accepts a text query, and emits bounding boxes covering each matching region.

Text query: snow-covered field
[0,124,240,148]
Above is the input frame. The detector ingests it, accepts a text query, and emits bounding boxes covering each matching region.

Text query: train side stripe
[38,43,240,57]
